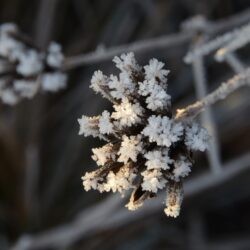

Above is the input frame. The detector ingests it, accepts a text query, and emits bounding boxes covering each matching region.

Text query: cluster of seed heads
[78,52,209,217]
[0,23,67,105]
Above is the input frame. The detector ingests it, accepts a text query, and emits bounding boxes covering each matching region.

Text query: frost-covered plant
[0,23,67,105]
[78,52,209,217]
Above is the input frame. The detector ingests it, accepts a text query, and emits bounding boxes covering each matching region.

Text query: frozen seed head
[164,181,183,218]
[144,58,169,83]
[13,79,39,98]
[112,98,143,127]
[144,149,173,170]
[172,156,192,182]
[142,115,183,147]
[141,169,167,193]
[78,52,209,217]
[41,72,67,92]
[46,42,64,68]
[78,115,100,137]
[185,123,210,151]
[99,111,114,135]
[139,79,171,111]
[16,49,43,76]
[113,52,141,74]
[92,144,116,166]
[0,23,67,105]
[118,135,143,164]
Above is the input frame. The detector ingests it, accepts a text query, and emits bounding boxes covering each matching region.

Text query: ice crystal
[78,52,209,217]
[41,72,67,92]
[142,115,183,147]
[99,111,114,135]
[144,58,169,83]
[111,98,143,127]
[144,149,173,170]
[92,144,116,166]
[0,23,67,105]
[117,135,143,163]
[185,123,209,151]
[172,156,192,182]
[16,49,43,76]
[139,79,171,111]
[78,115,100,138]
[141,169,167,193]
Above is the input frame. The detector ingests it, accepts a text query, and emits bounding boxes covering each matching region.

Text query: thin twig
[223,53,245,74]
[191,51,222,174]
[175,68,250,121]
[62,32,192,70]
[62,8,250,70]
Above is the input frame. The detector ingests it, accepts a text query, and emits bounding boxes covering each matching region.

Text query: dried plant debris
[0,23,67,105]
[78,52,209,217]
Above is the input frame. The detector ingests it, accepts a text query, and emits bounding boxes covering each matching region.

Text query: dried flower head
[0,23,67,105]
[78,52,209,217]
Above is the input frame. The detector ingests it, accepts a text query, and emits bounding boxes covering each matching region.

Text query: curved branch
[175,68,250,121]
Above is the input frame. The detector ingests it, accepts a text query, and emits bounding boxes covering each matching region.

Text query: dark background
[0,0,250,249]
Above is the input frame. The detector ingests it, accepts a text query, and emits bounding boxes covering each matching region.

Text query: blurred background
[0,0,250,249]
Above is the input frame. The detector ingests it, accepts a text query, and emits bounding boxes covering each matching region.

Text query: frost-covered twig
[223,53,245,74]
[175,67,250,121]
[63,32,192,70]
[215,24,250,62]
[191,51,222,174]
[63,8,250,70]
[184,22,250,63]
[0,23,67,105]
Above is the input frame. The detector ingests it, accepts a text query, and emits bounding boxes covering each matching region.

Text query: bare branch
[222,53,245,74]
[175,68,250,121]
[63,8,250,70]
[191,52,222,174]
[62,32,192,70]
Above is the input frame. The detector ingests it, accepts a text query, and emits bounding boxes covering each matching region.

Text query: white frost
[142,115,183,147]
[112,98,143,127]
[172,156,192,181]
[113,52,141,74]
[47,42,64,68]
[118,135,143,163]
[16,50,43,76]
[41,72,67,92]
[13,79,39,98]
[185,123,209,151]
[0,89,19,105]
[92,144,115,166]
[144,149,173,170]
[141,169,167,193]
[78,115,100,137]
[144,58,169,83]
[81,172,103,191]
[98,111,113,135]
[104,165,136,193]
[139,79,170,111]
[164,183,183,218]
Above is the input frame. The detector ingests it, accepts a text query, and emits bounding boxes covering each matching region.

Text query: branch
[62,8,250,70]
[221,52,245,74]
[191,50,222,174]
[62,32,192,70]
[175,68,250,121]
